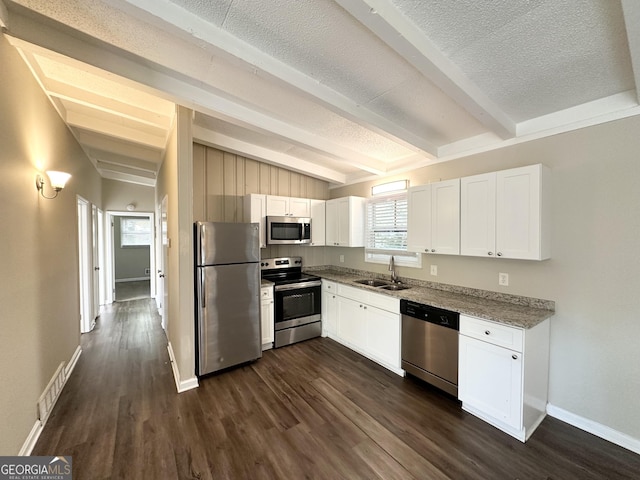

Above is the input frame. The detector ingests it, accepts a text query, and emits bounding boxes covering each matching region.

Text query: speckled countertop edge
[304,266,554,329]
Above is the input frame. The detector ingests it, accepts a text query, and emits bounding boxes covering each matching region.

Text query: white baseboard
[19,345,82,456]
[19,421,43,456]
[167,342,198,393]
[115,277,150,283]
[547,404,640,455]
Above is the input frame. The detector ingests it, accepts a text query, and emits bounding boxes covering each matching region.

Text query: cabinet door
[260,300,274,347]
[407,185,431,253]
[325,199,339,246]
[460,172,496,257]
[459,335,523,430]
[310,199,326,246]
[289,197,311,217]
[365,306,400,369]
[266,195,289,216]
[322,289,337,337]
[496,165,542,260]
[337,197,351,246]
[336,295,366,350]
[430,179,460,255]
[245,194,267,248]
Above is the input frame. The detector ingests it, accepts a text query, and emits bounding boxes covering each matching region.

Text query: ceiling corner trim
[621,0,640,103]
[0,0,8,29]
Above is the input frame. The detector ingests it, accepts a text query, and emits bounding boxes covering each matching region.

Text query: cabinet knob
[364,306,367,310]
[484,330,491,335]
[512,354,518,360]
[431,249,436,253]
[488,252,493,256]
[497,252,503,257]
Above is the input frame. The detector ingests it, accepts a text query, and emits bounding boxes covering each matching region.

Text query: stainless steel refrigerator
[194,222,262,376]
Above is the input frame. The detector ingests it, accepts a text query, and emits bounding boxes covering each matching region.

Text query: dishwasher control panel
[400,300,459,330]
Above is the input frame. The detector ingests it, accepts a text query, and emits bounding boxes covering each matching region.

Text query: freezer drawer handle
[200,271,206,308]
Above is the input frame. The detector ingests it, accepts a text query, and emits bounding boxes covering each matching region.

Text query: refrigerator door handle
[200,270,206,309]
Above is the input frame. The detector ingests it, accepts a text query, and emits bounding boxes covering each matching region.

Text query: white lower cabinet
[330,284,402,375]
[321,280,337,337]
[458,314,550,442]
[260,285,274,350]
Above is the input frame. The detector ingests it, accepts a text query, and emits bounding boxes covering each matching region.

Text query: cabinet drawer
[322,280,337,293]
[260,286,273,300]
[366,291,399,313]
[337,284,369,303]
[460,315,523,352]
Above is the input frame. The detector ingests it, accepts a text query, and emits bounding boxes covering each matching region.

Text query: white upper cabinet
[461,164,551,260]
[266,195,311,217]
[431,179,460,255]
[244,193,267,248]
[310,199,326,246]
[461,172,497,257]
[496,164,550,260]
[407,185,431,253]
[325,196,366,247]
[407,179,460,255]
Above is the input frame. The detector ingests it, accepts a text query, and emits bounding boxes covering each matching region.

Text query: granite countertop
[305,268,554,329]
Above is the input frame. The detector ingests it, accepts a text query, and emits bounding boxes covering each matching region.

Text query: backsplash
[306,265,555,311]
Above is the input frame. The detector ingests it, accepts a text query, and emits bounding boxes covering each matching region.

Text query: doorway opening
[105,211,156,304]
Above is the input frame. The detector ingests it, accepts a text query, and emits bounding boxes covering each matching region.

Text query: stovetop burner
[260,256,320,285]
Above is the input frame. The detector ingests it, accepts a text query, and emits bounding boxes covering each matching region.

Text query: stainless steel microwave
[266,216,312,245]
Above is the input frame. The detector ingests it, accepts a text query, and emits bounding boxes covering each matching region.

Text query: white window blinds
[366,192,408,251]
[120,217,152,246]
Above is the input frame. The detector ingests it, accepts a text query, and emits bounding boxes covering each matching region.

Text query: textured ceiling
[3,0,640,186]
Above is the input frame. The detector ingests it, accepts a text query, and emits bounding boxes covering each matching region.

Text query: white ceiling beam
[66,110,167,149]
[622,0,640,103]
[96,160,156,180]
[193,125,347,185]
[120,0,438,157]
[74,129,164,163]
[99,168,156,187]
[86,148,158,173]
[6,27,388,176]
[335,0,516,139]
[44,77,173,130]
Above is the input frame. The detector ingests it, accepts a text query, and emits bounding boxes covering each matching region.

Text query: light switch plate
[430,265,438,276]
[499,272,509,286]
[339,255,344,263]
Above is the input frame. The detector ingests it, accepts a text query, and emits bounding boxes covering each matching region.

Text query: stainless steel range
[260,257,321,348]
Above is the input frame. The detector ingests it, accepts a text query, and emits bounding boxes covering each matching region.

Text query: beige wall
[102,178,155,212]
[0,34,102,454]
[330,115,640,442]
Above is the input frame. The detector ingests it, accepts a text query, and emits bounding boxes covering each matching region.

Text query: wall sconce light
[35,171,72,199]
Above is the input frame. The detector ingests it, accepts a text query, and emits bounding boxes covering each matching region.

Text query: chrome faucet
[389,255,398,284]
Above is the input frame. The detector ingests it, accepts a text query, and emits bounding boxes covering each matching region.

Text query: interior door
[158,195,169,331]
[91,205,100,319]
[77,196,94,333]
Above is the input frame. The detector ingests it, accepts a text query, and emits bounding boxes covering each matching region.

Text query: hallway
[33,300,640,479]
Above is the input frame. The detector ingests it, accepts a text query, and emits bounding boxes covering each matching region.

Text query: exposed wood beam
[74,129,164,163]
[120,0,438,157]
[99,169,156,187]
[335,0,516,139]
[622,0,640,103]
[193,125,347,185]
[6,26,388,176]
[96,160,157,181]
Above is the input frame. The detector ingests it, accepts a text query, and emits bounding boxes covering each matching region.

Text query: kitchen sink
[380,284,411,291]
[354,279,389,287]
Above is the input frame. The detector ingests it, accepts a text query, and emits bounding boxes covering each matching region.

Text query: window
[120,217,151,247]
[365,192,421,267]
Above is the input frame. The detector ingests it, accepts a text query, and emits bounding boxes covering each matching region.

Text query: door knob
[159,273,165,278]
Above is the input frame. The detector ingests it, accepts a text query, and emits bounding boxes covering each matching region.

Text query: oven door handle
[274,280,322,291]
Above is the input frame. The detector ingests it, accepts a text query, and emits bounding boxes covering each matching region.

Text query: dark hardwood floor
[33,299,640,479]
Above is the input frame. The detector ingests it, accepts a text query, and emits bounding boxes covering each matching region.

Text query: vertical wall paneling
[192,143,206,221]
[206,148,224,222]
[193,143,329,224]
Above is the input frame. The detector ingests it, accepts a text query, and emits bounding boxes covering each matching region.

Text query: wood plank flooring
[33,299,640,479]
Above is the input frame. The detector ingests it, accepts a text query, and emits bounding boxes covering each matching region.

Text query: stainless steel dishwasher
[401,299,460,397]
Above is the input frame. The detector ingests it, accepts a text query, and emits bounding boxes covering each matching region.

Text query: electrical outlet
[430,265,438,276]
[339,255,344,263]
[499,272,509,286]
[145,268,150,275]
